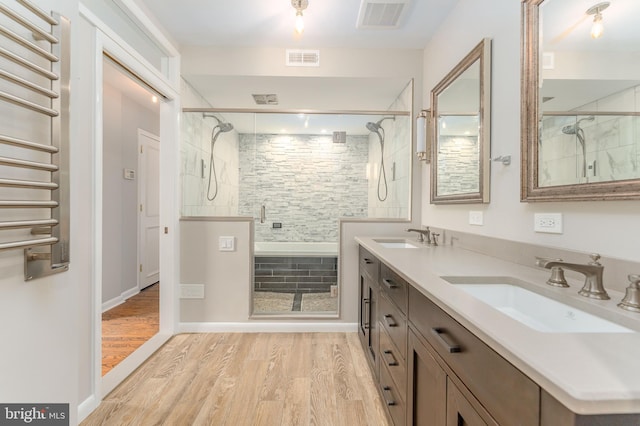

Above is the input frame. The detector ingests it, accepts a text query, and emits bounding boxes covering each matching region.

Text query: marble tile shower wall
[181,112,240,216]
[539,85,640,187]
[367,84,412,219]
[238,134,369,242]
[436,136,479,194]
[367,117,411,218]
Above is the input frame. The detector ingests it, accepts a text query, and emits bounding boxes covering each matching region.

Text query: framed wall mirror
[431,38,492,204]
[522,0,640,201]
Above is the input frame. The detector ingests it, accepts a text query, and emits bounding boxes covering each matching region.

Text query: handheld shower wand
[562,116,594,178]
[203,114,234,201]
[365,117,395,201]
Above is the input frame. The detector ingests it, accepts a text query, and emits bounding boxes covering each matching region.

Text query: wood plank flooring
[102,283,160,376]
[83,332,391,426]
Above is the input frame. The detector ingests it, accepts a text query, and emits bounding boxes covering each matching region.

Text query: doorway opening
[101,56,160,375]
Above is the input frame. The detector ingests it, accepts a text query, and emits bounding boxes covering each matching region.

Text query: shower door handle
[260,205,265,223]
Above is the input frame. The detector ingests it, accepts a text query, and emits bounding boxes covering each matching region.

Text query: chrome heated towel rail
[0,0,70,280]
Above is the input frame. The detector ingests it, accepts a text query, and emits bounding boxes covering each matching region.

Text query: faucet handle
[618,274,640,313]
[589,253,602,265]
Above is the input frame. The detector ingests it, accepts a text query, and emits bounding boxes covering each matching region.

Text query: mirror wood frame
[521,0,640,201]
[430,38,492,204]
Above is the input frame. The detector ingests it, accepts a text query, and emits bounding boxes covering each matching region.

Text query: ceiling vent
[357,0,409,29]
[286,49,320,67]
[252,94,279,105]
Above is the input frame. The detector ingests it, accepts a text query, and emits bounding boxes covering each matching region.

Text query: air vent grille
[357,0,409,29]
[252,94,279,105]
[286,49,320,67]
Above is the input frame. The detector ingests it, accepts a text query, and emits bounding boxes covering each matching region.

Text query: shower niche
[181,81,413,316]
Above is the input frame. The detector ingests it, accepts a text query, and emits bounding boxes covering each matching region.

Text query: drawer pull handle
[382,349,398,366]
[363,258,373,264]
[382,386,396,406]
[382,278,398,289]
[363,299,370,330]
[431,328,461,353]
[383,314,397,327]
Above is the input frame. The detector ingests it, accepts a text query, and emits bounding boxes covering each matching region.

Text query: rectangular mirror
[522,0,640,201]
[431,38,492,204]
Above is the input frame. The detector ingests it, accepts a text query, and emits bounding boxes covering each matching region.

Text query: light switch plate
[469,211,484,226]
[219,236,235,251]
[534,213,563,234]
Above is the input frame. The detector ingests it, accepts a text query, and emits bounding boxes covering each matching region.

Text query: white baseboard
[101,332,172,396]
[101,286,140,312]
[77,394,99,423]
[179,322,358,333]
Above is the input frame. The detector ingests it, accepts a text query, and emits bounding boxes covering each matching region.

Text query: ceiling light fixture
[586,2,610,39]
[291,0,309,36]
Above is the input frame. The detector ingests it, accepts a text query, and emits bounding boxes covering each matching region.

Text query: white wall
[102,83,159,305]
[421,0,640,264]
[0,1,83,424]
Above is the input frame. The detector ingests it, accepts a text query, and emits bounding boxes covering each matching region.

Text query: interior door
[138,130,160,289]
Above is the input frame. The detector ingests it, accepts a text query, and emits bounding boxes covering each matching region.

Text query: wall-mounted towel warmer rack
[0,0,70,280]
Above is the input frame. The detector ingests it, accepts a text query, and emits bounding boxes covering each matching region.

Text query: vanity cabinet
[358,247,379,373]
[358,244,640,425]
[408,285,539,426]
[377,263,409,425]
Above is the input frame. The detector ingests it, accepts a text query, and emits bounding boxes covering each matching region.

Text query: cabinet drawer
[380,361,406,426]
[408,286,540,426]
[379,293,407,361]
[379,325,406,400]
[380,263,408,313]
[359,247,379,282]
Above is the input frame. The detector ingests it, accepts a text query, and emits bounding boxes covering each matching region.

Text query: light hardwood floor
[102,283,159,375]
[83,332,391,426]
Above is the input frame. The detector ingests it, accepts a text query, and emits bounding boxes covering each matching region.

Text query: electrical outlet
[330,285,338,297]
[534,213,563,234]
[469,211,484,226]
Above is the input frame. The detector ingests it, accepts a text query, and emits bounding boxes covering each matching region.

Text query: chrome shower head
[366,121,381,133]
[366,116,396,133]
[218,122,234,133]
[562,116,594,134]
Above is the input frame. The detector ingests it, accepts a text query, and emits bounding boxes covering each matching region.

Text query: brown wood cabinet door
[408,329,447,426]
[446,378,487,426]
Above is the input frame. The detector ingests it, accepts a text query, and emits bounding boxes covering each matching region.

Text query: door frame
[79,3,181,420]
[138,129,161,290]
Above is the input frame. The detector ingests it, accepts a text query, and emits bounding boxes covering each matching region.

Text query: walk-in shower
[366,116,395,201]
[562,115,594,178]
[204,114,234,201]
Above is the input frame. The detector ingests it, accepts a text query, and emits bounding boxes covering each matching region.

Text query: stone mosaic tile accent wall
[436,135,480,195]
[539,85,640,187]
[238,134,369,242]
[254,256,337,293]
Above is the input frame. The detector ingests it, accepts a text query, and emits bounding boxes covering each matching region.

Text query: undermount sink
[442,277,634,333]
[373,239,419,249]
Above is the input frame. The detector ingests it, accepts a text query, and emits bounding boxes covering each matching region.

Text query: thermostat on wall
[123,168,136,180]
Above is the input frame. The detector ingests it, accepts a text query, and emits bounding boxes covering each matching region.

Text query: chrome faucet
[536,253,610,300]
[406,227,431,244]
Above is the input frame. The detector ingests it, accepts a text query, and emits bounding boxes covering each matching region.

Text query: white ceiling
[135,0,456,133]
[137,0,457,49]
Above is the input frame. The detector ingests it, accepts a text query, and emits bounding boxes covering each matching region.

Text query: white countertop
[355,236,640,415]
